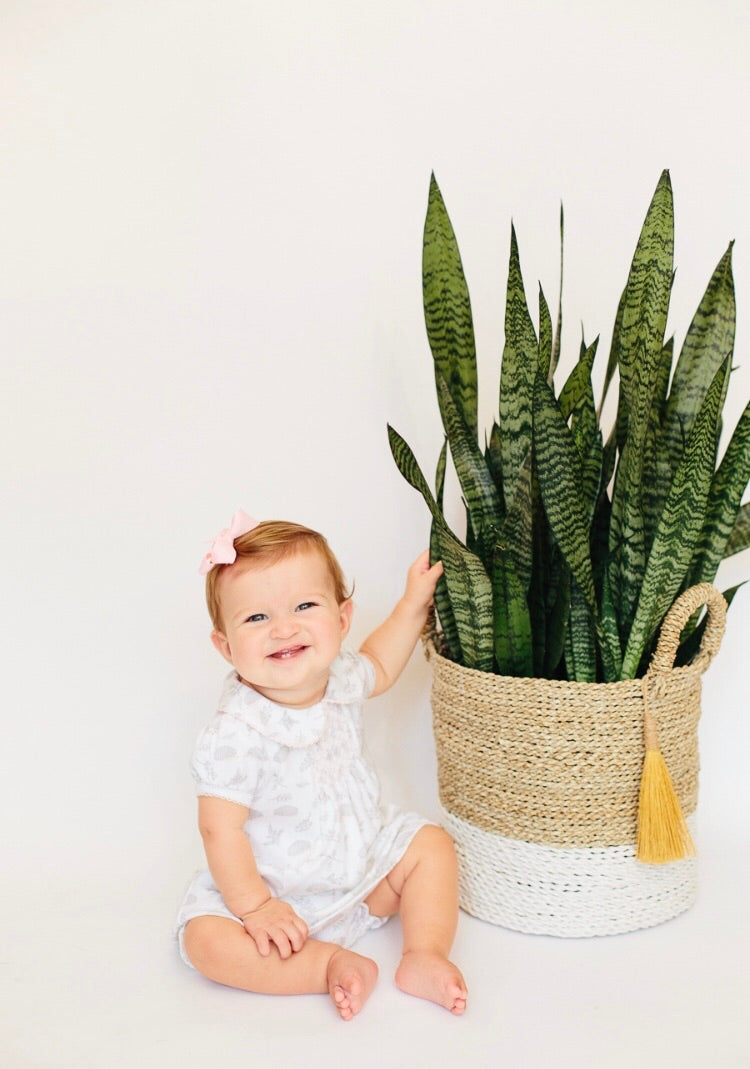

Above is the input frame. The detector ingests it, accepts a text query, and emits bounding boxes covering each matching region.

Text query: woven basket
[427,583,727,937]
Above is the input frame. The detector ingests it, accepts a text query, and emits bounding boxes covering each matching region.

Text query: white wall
[2,1,748,894]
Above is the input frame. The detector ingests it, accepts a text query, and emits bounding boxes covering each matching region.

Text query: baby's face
[211,548,353,708]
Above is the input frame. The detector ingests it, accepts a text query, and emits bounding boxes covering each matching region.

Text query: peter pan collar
[215,651,360,747]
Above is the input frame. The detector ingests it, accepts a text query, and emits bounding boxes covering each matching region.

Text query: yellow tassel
[636,684,696,864]
[637,749,696,863]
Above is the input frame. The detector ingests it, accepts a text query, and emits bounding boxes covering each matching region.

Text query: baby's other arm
[197,795,308,958]
[359,549,443,698]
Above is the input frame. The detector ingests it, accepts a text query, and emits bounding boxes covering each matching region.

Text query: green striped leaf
[423,174,479,439]
[499,224,538,504]
[492,543,533,676]
[569,350,600,472]
[662,243,735,473]
[464,504,478,556]
[437,375,502,561]
[617,170,674,415]
[564,577,597,681]
[538,284,553,379]
[599,286,626,422]
[599,426,617,505]
[563,338,604,526]
[581,432,604,526]
[655,337,674,421]
[689,399,750,585]
[388,424,492,668]
[610,339,675,629]
[435,437,448,506]
[436,526,494,671]
[559,338,598,423]
[528,471,551,675]
[621,359,729,678]
[485,421,504,501]
[609,172,675,636]
[559,429,602,680]
[431,439,460,660]
[600,568,623,678]
[607,406,647,636]
[543,551,571,677]
[590,487,612,598]
[726,501,750,557]
[532,374,618,680]
[388,424,443,525]
[533,377,592,599]
[498,450,533,593]
[642,338,676,554]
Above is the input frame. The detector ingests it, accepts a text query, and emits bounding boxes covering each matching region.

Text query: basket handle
[648,582,727,676]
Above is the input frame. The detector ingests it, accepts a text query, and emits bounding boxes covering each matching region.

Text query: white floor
[3,830,749,1069]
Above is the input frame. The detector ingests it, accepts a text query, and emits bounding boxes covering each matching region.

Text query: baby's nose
[271,614,299,638]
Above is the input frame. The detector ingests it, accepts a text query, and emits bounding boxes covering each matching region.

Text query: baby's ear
[210,630,233,665]
[338,599,354,637]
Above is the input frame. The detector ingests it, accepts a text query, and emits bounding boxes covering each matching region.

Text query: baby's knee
[183,916,236,975]
[419,824,457,864]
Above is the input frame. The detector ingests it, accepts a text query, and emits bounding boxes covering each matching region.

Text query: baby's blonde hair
[206,520,352,632]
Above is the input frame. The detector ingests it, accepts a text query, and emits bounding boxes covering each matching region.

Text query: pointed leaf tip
[653,169,673,198]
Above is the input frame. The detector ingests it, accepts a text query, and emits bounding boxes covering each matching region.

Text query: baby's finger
[289,919,308,952]
[271,928,293,959]
[251,928,271,957]
[408,549,430,574]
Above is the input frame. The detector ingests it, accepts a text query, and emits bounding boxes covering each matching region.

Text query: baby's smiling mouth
[269,645,308,660]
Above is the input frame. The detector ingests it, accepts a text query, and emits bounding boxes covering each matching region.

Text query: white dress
[175,648,431,966]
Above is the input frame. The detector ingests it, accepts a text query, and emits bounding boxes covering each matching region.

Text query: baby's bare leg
[366,825,467,1015]
[183,917,377,1020]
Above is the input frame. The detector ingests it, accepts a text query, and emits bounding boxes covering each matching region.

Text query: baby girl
[175,512,467,1019]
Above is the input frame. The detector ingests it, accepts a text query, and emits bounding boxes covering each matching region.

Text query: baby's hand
[240,898,309,959]
[403,549,444,611]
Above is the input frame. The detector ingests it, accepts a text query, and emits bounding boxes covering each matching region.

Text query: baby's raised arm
[359,549,443,698]
[197,795,308,958]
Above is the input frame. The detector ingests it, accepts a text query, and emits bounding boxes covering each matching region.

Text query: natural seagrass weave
[427,583,726,850]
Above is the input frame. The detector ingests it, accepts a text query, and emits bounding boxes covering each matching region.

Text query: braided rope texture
[431,648,701,847]
[428,583,726,850]
[442,807,698,936]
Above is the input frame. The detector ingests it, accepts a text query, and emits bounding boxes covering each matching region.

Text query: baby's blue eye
[296,602,316,612]
[246,613,267,623]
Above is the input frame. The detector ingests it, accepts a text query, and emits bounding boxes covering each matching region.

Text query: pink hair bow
[198,510,259,575]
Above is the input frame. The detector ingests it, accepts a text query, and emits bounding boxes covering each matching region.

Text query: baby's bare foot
[395,950,467,1016]
[327,948,379,1021]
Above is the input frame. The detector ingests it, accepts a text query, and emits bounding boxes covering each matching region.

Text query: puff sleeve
[330,648,376,701]
[351,650,376,698]
[190,714,258,808]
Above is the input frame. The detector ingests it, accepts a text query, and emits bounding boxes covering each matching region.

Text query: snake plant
[389,171,749,681]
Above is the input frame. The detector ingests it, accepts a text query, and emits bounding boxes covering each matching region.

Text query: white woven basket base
[442,807,698,937]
